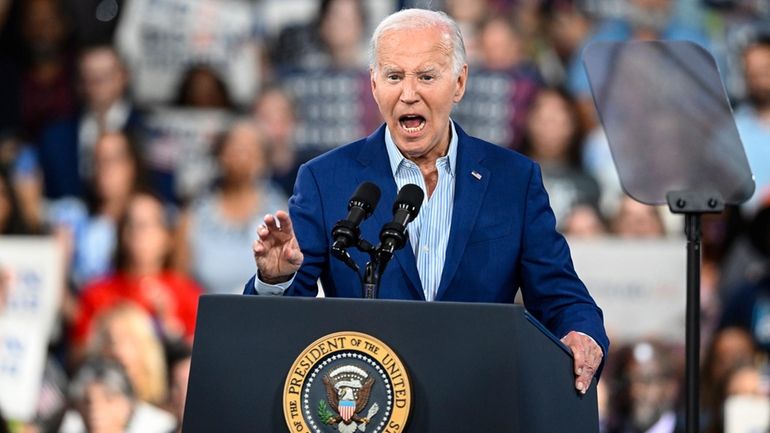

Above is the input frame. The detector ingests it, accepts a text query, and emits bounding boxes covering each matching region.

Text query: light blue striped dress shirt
[384,121,458,302]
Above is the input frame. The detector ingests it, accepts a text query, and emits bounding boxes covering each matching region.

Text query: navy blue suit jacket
[244,123,608,357]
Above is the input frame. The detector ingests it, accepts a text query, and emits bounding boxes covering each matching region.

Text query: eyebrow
[379,65,440,75]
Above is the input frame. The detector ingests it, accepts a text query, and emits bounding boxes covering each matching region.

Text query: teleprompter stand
[182,295,599,433]
[667,190,724,432]
[584,41,755,433]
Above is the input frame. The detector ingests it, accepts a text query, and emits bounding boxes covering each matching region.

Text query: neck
[271,144,296,172]
[127,262,163,277]
[757,105,770,124]
[220,178,255,196]
[330,45,360,68]
[100,195,128,220]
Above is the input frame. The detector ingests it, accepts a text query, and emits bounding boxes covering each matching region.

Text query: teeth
[401,119,426,133]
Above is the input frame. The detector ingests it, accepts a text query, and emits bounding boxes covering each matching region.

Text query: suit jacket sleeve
[518,163,609,358]
[243,163,327,296]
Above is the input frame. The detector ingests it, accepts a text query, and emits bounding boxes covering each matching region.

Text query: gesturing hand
[252,211,304,283]
[561,331,603,394]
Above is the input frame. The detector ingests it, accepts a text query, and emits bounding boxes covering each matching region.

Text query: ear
[370,67,377,92]
[370,67,379,102]
[453,64,468,103]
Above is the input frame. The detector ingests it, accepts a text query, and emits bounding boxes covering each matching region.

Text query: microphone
[332,182,381,251]
[379,184,424,256]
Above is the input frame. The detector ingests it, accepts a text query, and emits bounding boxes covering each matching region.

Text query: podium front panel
[183,295,598,433]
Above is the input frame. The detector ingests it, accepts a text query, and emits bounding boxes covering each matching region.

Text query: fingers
[562,331,603,394]
[264,213,280,233]
[275,210,295,235]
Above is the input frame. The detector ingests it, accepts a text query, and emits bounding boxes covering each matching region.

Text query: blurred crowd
[0,0,769,432]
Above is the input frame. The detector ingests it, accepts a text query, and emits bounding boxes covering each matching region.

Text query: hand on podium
[561,331,603,395]
[253,211,304,284]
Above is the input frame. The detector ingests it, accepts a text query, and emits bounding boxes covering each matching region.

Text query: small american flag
[339,400,355,422]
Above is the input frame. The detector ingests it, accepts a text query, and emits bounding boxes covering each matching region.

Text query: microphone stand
[332,237,397,299]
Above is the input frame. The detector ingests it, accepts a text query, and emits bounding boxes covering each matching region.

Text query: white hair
[368,9,467,78]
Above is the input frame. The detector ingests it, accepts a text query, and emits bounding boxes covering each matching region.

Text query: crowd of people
[0,0,769,432]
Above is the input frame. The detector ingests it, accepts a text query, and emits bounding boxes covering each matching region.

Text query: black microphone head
[393,184,424,221]
[349,181,381,216]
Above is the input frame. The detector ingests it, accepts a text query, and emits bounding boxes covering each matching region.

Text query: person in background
[733,33,770,215]
[17,0,77,140]
[719,204,770,354]
[37,44,141,199]
[72,191,201,351]
[565,0,711,130]
[60,356,175,433]
[173,65,234,110]
[705,360,767,433]
[451,15,542,149]
[606,341,683,433]
[165,342,192,433]
[540,3,593,86]
[51,132,146,290]
[701,327,758,433]
[252,86,301,197]
[86,303,170,407]
[0,168,29,234]
[520,88,599,228]
[1,133,46,233]
[174,120,287,294]
[270,0,380,160]
[610,196,666,238]
[562,203,607,238]
[443,0,489,63]
[271,0,368,71]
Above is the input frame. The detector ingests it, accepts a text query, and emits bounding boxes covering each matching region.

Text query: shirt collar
[385,119,458,178]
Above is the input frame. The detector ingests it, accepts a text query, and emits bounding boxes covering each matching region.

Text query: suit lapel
[356,126,425,300]
[435,125,490,300]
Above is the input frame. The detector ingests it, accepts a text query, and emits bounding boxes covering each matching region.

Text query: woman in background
[86,303,170,407]
[520,87,600,230]
[174,120,287,294]
[60,356,175,433]
[72,191,201,353]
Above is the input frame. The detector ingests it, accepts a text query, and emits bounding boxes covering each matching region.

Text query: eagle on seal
[322,372,375,425]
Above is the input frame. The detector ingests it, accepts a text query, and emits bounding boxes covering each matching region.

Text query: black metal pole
[362,259,380,299]
[685,213,701,433]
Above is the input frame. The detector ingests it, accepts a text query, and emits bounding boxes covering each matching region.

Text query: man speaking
[244,8,608,394]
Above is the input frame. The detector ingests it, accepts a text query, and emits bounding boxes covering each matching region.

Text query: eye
[386,73,401,82]
[419,74,436,82]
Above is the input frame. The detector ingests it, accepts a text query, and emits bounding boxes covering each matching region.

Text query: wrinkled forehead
[375,26,453,70]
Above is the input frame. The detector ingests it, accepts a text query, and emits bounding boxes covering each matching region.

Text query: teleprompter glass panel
[583,40,754,205]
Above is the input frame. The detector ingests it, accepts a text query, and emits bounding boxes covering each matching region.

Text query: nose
[399,76,420,105]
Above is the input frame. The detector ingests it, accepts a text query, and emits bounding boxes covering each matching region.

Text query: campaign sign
[0,236,63,421]
[568,237,687,343]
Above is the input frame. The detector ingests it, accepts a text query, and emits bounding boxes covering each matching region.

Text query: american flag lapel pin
[471,170,482,180]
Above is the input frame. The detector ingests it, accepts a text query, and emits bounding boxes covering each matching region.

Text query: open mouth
[399,114,426,133]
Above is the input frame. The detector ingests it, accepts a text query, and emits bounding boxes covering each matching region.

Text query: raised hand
[252,211,304,283]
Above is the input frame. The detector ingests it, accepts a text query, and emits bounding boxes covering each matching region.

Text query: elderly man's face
[371,25,467,162]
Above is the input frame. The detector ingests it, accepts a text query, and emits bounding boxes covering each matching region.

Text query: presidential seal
[283,332,411,433]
